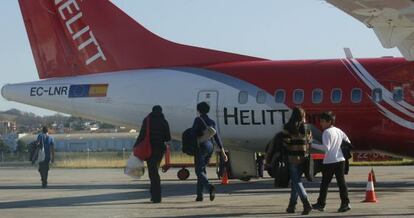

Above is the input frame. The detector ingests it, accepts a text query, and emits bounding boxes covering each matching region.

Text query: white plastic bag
[124,153,145,179]
[36,147,45,164]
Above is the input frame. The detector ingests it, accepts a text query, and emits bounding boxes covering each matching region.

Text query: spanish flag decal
[69,84,108,98]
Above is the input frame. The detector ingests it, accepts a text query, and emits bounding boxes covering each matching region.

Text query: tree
[16,139,28,153]
[100,122,115,129]
[0,139,10,153]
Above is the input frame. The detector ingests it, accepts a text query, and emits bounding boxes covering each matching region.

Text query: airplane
[2,0,414,181]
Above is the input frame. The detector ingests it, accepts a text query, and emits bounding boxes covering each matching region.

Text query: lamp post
[87,147,90,168]
[123,147,125,160]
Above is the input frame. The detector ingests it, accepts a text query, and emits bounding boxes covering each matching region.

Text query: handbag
[35,135,46,164]
[133,116,152,161]
[197,117,217,144]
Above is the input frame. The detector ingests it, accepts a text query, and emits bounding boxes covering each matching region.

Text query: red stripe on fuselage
[206,57,414,157]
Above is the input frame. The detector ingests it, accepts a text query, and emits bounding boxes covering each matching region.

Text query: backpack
[273,154,290,188]
[182,128,198,156]
[28,141,40,164]
[341,140,353,160]
[265,132,284,166]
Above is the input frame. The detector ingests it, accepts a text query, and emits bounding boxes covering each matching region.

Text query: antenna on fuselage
[343,47,354,59]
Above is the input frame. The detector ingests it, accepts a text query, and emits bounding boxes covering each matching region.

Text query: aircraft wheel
[177,168,190,180]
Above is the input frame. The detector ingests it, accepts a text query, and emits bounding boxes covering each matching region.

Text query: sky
[0,0,402,116]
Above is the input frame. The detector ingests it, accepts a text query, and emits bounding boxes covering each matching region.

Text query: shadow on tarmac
[0,178,413,210]
[153,212,414,218]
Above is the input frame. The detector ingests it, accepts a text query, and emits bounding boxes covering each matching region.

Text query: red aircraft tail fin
[18,0,262,79]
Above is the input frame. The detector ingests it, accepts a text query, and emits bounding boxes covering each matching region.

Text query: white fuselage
[2,67,291,152]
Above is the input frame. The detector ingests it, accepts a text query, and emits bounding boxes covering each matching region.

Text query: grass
[1,152,412,168]
[349,159,414,166]
[53,152,217,168]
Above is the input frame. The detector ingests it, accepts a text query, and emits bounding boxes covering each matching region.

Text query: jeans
[194,141,214,198]
[317,161,350,206]
[38,161,50,185]
[147,150,164,201]
[288,163,308,206]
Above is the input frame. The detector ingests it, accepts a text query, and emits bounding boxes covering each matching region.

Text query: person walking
[311,111,351,212]
[282,107,312,215]
[36,126,55,188]
[256,152,265,178]
[135,105,171,203]
[192,102,227,202]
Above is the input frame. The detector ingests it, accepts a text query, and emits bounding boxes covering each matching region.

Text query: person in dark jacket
[135,105,171,203]
[256,152,265,178]
[192,102,227,202]
[36,126,55,188]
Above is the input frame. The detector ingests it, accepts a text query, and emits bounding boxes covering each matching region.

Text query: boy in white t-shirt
[311,111,351,213]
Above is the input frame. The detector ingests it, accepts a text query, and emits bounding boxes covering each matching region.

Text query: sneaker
[302,204,312,215]
[338,204,351,212]
[195,196,203,202]
[151,198,161,203]
[302,207,312,215]
[209,185,216,201]
[312,203,325,211]
[286,207,295,213]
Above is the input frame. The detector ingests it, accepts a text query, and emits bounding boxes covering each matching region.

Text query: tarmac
[0,166,414,218]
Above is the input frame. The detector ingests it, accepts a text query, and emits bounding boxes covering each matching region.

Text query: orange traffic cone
[221,168,229,185]
[371,168,376,185]
[363,171,378,203]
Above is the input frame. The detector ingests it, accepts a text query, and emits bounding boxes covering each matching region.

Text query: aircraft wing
[327,0,414,60]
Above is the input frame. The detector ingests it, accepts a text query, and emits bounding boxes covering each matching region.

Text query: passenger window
[312,89,323,104]
[238,91,248,104]
[351,88,362,103]
[372,88,383,103]
[293,89,304,104]
[275,89,285,103]
[257,91,266,104]
[393,87,403,102]
[331,88,342,103]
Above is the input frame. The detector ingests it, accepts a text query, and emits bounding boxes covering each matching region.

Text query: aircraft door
[197,90,219,130]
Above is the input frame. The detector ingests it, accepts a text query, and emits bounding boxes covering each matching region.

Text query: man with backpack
[191,102,227,202]
[36,126,55,188]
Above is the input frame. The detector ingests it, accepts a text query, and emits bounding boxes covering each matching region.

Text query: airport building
[0,120,16,136]
[18,133,181,152]
[19,133,137,152]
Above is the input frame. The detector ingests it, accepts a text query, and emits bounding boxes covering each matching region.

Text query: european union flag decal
[69,84,108,98]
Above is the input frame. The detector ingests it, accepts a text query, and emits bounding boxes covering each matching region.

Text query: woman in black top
[135,105,171,203]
